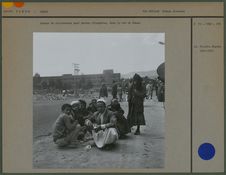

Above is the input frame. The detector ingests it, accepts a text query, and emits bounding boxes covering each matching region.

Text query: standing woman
[127,74,146,135]
[99,83,108,99]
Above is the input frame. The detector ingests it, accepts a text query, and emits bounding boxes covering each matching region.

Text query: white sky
[33,33,164,76]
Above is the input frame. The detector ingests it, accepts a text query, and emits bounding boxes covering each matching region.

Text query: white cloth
[92,128,118,148]
[71,100,80,105]
[99,113,104,124]
[97,98,106,104]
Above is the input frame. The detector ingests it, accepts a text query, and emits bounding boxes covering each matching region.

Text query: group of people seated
[52,98,130,149]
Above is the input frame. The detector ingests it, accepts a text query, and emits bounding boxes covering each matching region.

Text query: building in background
[33,69,121,92]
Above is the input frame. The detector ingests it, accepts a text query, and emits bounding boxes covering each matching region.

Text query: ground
[33,93,165,169]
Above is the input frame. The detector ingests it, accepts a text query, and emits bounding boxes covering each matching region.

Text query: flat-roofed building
[34,69,120,90]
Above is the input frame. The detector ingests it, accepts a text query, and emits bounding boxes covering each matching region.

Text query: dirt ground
[33,94,165,169]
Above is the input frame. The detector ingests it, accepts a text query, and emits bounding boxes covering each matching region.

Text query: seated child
[52,103,82,148]
[108,99,130,137]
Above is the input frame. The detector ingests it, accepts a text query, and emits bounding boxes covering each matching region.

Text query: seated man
[79,100,89,117]
[70,100,87,140]
[85,99,119,148]
[71,101,82,124]
[108,99,130,138]
[78,99,93,126]
[87,99,97,114]
[52,104,82,148]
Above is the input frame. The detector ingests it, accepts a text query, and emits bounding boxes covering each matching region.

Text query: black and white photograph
[33,32,165,169]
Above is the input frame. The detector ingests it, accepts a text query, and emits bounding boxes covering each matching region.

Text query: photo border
[1,0,225,174]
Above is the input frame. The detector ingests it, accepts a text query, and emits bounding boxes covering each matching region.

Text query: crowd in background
[52,74,165,149]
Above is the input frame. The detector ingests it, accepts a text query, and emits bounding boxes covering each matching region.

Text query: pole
[72,63,80,97]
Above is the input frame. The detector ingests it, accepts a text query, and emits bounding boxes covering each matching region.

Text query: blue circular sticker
[198,143,215,160]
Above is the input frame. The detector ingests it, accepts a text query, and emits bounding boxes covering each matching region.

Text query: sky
[33,33,164,76]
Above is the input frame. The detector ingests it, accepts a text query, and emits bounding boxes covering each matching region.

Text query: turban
[70,100,80,106]
[97,98,106,105]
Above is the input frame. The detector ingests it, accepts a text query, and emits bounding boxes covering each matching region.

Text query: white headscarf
[70,100,80,106]
[97,98,106,105]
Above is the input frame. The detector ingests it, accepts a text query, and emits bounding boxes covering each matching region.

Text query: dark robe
[112,83,118,98]
[87,103,97,114]
[71,110,85,126]
[99,86,108,98]
[108,104,130,136]
[127,84,146,127]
